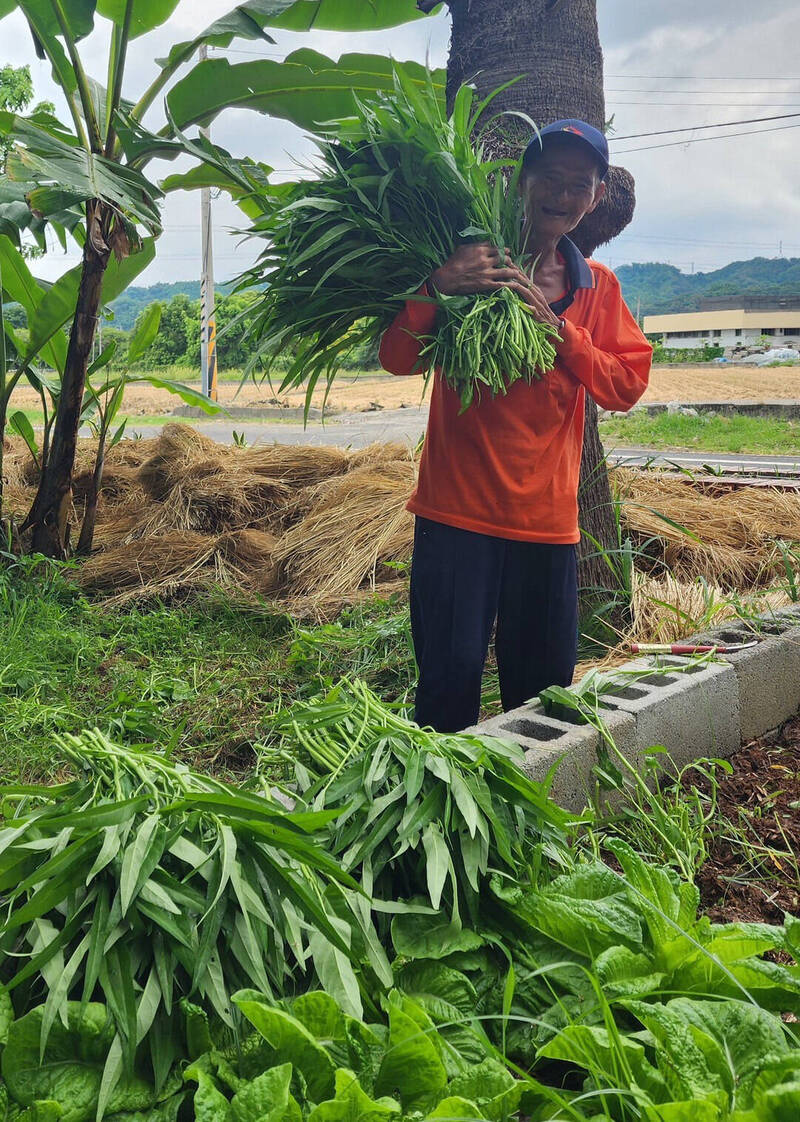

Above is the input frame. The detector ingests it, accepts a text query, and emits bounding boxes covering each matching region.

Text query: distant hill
[108,281,201,331]
[108,256,800,331]
[615,257,800,317]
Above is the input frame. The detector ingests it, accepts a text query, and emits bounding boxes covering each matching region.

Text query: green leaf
[1,1004,161,1122]
[421,823,449,911]
[155,0,284,74]
[97,0,181,39]
[447,1060,522,1122]
[126,300,162,364]
[268,0,440,31]
[9,410,39,461]
[308,1069,400,1122]
[374,1000,447,1113]
[233,991,337,1103]
[190,1068,232,1122]
[9,116,162,230]
[393,961,477,1021]
[623,999,730,1102]
[392,914,483,961]
[167,50,445,134]
[290,991,347,1043]
[21,238,155,370]
[126,375,221,414]
[422,1096,485,1121]
[0,986,13,1044]
[0,233,67,372]
[231,1062,299,1122]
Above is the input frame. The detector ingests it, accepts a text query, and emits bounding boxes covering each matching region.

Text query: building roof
[699,294,800,311]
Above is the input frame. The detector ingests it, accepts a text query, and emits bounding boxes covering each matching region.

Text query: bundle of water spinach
[239,66,559,413]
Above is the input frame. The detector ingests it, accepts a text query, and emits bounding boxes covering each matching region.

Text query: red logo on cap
[562,125,584,137]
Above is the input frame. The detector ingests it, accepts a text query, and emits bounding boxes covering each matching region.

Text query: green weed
[600,410,800,455]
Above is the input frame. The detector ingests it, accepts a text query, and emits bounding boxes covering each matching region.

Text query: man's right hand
[430,243,560,328]
[430,243,533,298]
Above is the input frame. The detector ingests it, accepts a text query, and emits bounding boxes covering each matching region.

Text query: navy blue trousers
[410,517,578,733]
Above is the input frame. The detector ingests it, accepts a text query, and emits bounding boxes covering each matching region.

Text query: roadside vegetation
[601,410,800,455]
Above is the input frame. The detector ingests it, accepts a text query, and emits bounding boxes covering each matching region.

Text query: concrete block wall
[471,605,800,811]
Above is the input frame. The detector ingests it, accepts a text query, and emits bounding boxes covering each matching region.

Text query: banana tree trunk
[444,0,635,622]
[25,202,110,557]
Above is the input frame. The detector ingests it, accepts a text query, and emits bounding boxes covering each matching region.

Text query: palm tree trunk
[444,0,635,622]
[24,202,110,557]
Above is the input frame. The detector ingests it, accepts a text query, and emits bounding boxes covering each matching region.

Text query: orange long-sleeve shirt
[379,258,651,544]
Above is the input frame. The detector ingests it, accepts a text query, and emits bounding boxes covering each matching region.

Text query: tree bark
[444,0,635,618]
[25,202,110,557]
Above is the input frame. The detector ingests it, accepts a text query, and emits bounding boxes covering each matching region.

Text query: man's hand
[430,243,561,328]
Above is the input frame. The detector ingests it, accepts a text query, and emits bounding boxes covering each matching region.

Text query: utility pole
[199,44,217,401]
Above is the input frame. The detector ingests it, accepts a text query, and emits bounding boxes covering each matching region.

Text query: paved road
[122,409,800,478]
[606,446,800,476]
[125,408,430,450]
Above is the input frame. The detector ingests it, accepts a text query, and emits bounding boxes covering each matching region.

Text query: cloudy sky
[3,0,799,285]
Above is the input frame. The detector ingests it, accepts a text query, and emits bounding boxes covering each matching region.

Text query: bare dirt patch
[688,721,800,925]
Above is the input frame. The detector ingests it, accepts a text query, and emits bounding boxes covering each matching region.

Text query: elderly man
[380,120,652,733]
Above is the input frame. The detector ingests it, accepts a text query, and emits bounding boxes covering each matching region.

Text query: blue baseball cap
[524,119,609,179]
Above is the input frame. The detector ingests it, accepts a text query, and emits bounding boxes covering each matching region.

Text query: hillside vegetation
[107,257,800,329]
[616,256,800,316]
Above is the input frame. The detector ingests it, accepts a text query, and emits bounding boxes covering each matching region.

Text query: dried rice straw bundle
[631,571,739,644]
[274,459,415,599]
[130,464,291,537]
[0,484,36,519]
[2,437,35,488]
[77,532,219,596]
[72,464,144,504]
[217,528,281,595]
[614,469,781,586]
[236,443,350,488]
[91,498,147,547]
[347,441,415,469]
[138,424,229,499]
[105,437,161,469]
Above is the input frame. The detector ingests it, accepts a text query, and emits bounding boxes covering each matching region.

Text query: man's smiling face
[521,142,606,240]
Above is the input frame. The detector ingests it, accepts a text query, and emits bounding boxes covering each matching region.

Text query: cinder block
[688,616,800,742]
[602,656,740,769]
[470,701,637,812]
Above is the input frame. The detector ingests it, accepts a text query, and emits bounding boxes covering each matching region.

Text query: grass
[600,409,800,455]
[0,557,423,783]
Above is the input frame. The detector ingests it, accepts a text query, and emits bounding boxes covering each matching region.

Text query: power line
[612,110,800,140]
[609,101,800,108]
[612,120,800,154]
[606,74,800,81]
[605,87,800,95]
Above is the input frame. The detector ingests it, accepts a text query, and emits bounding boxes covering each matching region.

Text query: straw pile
[8,423,797,612]
[613,468,800,587]
[272,460,416,600]
[64,425,416,608]
[2,437,34,489]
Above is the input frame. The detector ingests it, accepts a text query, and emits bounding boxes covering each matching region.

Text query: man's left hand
[514,280,562,329]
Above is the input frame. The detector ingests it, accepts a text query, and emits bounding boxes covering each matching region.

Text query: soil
[689,718,800,925]
[11,365,800,420]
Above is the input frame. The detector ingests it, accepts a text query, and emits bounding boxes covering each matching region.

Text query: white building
[643,295,800,350]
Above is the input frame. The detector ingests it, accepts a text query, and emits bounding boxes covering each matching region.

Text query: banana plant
[0,0,441,556]
[0,235,219,547]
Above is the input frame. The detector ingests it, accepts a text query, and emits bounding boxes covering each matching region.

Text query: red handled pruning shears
[629,641,759,655]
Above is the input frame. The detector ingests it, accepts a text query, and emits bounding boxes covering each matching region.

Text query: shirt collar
[558,235,594,290]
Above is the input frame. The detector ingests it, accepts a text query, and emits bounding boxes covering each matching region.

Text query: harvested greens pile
[238,68,560,411]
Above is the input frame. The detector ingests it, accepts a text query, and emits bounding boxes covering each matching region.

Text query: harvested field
[10,365,800,423]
